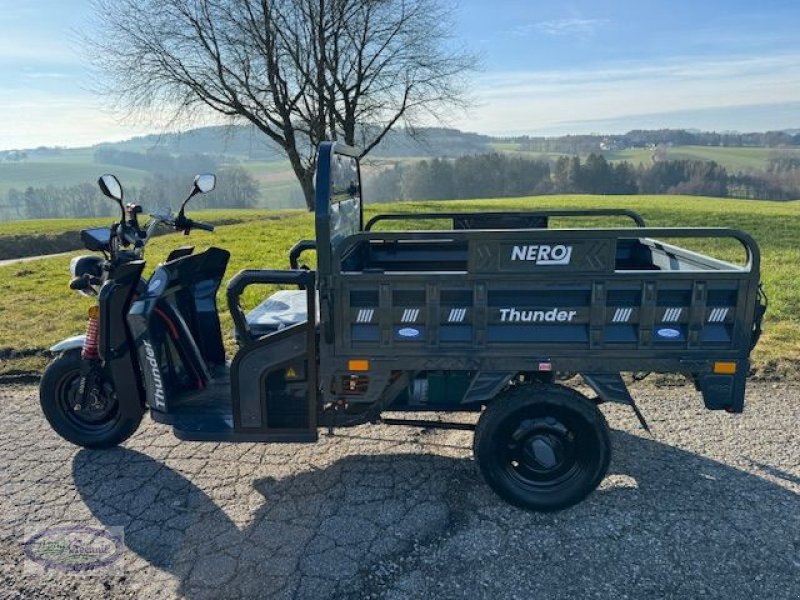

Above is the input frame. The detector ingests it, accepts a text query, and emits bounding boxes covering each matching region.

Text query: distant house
[651,144,668,163]
[599,138,621,152]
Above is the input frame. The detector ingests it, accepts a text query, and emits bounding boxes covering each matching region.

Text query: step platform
[151,369,318,443]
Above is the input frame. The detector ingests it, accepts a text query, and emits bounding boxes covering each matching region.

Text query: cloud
[475,53,800,96]
[516,18,609,37]
[547,102,800,136]
[0,38,78,64]
[455,53,800,135]
[23,72,71,80]
[0,92,158,150]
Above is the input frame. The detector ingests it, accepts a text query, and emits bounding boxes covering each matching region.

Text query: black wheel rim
[495,407,595,493]
[55,370,120,436]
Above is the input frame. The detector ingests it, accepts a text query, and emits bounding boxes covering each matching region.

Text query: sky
[0,0,798,150]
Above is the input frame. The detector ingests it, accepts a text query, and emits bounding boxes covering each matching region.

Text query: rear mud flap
[695,367,747,413]
[462,371,517,404]
[582,373,651,432]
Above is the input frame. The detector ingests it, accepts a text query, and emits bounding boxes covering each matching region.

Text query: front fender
[50,335,85,353]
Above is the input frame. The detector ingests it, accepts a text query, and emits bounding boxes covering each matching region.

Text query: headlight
[146,270,169,296]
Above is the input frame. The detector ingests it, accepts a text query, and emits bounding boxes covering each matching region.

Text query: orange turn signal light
[713,361,737,374]
[348,359,370,372]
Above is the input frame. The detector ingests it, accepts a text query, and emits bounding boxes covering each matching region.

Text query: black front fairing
[127,247,230,413]
[97,260,147,419]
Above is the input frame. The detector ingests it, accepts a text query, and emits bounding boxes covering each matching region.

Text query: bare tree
[86,0,476,209]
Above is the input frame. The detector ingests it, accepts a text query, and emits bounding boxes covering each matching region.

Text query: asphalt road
[0,251,73,268]
[1,381,798,599]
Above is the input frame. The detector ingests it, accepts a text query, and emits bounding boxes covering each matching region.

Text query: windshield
[328,153,361,247]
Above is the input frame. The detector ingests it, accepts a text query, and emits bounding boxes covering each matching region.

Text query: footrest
[172,413,318,443]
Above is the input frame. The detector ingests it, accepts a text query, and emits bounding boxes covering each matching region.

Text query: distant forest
[12,166,260,220]
[367,153,800,202]
[1,126,799,220]
[498,129,800,155]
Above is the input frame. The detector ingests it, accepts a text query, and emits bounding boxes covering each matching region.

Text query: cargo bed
[309,145,764,415]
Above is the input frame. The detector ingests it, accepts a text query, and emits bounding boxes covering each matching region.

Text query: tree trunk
[299,173,316,211]
[283,143,317,211]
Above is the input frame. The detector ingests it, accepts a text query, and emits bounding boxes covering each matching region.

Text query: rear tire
[473,383,611,512]
[39,351,143,449]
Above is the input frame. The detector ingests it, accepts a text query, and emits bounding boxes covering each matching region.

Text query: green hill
[607,145,800,171]
[0,152,149,203]
[0,126,495,219]
[491,142,800,172]
[2,125,799,221]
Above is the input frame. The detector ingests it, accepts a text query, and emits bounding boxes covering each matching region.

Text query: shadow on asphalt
[72,430,798,599]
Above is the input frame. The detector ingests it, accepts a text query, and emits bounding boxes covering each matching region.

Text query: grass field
[487,143,584,163]
[607,145,800,171]
[490,143,800,172]
[0,209,305,261]
[0,208,294,238]
[1,194,798,376]
[0,160,149,201]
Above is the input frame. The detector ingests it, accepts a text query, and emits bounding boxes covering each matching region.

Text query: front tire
[39,351,143,449]
[473,383,611,512]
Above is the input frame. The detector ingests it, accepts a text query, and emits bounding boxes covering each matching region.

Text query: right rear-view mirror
[194,173,216,194]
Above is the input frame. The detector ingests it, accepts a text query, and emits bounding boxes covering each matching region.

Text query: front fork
[76,305,106,411]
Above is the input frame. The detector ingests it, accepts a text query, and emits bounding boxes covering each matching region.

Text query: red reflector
[538,362,553,372]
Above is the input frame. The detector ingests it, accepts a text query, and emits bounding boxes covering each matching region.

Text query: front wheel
[473,384,611,512]
[39,351,143,449]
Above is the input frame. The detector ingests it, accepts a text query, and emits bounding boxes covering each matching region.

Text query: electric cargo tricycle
[41,143,766,511]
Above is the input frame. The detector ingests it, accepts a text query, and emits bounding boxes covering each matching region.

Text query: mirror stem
[179,189,199,216]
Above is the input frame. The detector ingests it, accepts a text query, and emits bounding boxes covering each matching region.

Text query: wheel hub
[524,434,564,470]
[506,416,577,481]
[66,378,116,425]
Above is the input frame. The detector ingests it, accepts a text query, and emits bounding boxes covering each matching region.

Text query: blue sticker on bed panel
[655,327,683,341]
[394,326,425,340]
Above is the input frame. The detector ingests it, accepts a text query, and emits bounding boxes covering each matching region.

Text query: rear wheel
[39,351,143,449]
[473,383,611,512]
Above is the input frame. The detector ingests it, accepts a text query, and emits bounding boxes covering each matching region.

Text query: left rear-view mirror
[98,174,123,202]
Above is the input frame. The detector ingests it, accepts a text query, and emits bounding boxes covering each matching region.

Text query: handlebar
[188,219,215,232]
[89,211,214,262]
[88,173,219,264]
[174,214,214,234]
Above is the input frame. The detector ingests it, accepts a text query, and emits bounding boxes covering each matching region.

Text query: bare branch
[83,0,477,209]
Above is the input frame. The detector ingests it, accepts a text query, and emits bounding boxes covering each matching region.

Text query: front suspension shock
[82,305,100,360]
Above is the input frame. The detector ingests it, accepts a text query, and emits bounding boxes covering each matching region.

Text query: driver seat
[235,289,319,344]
